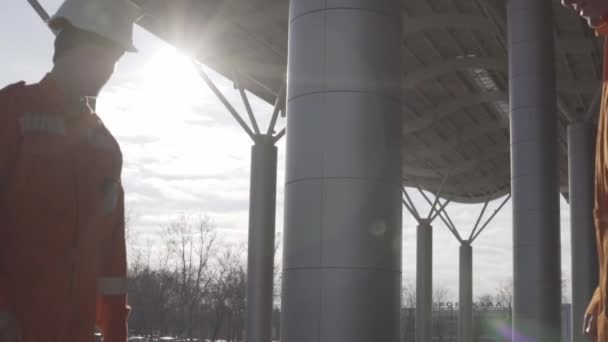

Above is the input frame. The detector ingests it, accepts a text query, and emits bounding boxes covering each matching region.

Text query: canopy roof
[133,0,603,203]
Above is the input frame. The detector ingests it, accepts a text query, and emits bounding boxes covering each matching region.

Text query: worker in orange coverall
[562,0,608,340]
[0,0,140,341]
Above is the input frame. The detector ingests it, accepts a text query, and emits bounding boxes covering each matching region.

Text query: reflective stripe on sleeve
[19,112,66,135]
[98,277,128,295]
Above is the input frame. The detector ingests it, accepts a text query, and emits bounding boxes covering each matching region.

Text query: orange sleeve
[596,16,608,36]
[0,82,23,175]
[0,82,24,312]
[587,287,601,317]
[96,184,130,342]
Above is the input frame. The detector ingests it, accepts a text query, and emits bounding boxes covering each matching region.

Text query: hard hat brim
[49,17,137,52]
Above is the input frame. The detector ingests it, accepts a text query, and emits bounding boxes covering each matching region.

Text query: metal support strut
[449,194,510,342]
[407,185,510,342]
[198,64,286,342]
[402,178,450,342]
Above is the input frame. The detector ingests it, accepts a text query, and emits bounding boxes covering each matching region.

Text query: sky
[2,1,575,302]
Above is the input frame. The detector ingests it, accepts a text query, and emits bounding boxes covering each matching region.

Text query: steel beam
[402,14,495,35]
[403,57,507,89]
[282,1,402,341]
[459,243,473,342]
[246,136,278,342]
[416,221,433,342]
[507,1,562,341]
[402,91,507,135]
[568,123,599,342]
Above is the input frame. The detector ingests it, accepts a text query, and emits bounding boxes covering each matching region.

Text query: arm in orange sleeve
[587,287,601,317]
[0,82,25,312]
[96,183,130,342]
[584,287,601,335]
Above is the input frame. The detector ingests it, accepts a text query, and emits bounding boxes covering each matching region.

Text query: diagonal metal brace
[236,75,261,135]
[427,173,450,221]
[27,0,50,22]
[402,188,421,222]
[267,81,286,135]
[273,128,286,143]
[417,187,463,243]
[468,201,489,242]
[197,66,257,141]
[430,199,451,223]
[470,194,511,243]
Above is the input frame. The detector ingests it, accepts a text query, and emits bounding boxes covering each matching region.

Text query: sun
[106,45,210,139]
[140,46,204,104]
[99,42,253,179]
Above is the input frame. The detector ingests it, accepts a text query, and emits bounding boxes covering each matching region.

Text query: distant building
[401,304,572,342]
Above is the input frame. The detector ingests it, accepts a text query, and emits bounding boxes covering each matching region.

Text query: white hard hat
[49,0,141,52]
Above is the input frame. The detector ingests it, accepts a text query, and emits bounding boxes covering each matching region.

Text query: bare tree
[164,214,216,338]
[494,278,514,342]
[126,214,262,341]
[496,278,513,310]
[208,247,246,342]
[477,294,494,310]
[124,205,142,263]
[401,280,416,342]
[402,280,416,308]
[494,276,567,306]
[273,235,282,306]
[127,253,175,337]
[433,286,450,307]
[124,206,137,243]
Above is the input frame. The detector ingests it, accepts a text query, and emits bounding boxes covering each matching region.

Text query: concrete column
[507,1,562,341]
[281,1,403,341]
[246,136,278,342]
[416,221,432,342]
[459,243,473,342]
[568,123,598,342]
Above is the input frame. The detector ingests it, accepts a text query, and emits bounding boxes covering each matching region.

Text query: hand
[0,312,20,342]
[583,313,598,338]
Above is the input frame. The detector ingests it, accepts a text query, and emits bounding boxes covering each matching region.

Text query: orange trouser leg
[597,314,608,342]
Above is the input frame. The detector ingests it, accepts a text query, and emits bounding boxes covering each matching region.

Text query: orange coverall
[0,75,129,341]
[586,36,608,341]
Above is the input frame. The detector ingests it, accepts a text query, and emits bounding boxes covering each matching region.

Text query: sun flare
[141,46,204,105]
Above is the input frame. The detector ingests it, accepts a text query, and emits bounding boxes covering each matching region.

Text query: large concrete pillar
[416,221,432,342]
[507,1,562,341]
[246,136,278,342]
[568,123,599,342]
[459,243,473,342]
[281,1,403,341]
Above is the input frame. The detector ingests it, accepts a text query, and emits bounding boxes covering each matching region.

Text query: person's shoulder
[88,115,122,153]
[0,81,26,93]
[0,81,27,102]
[0,81,29,119]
